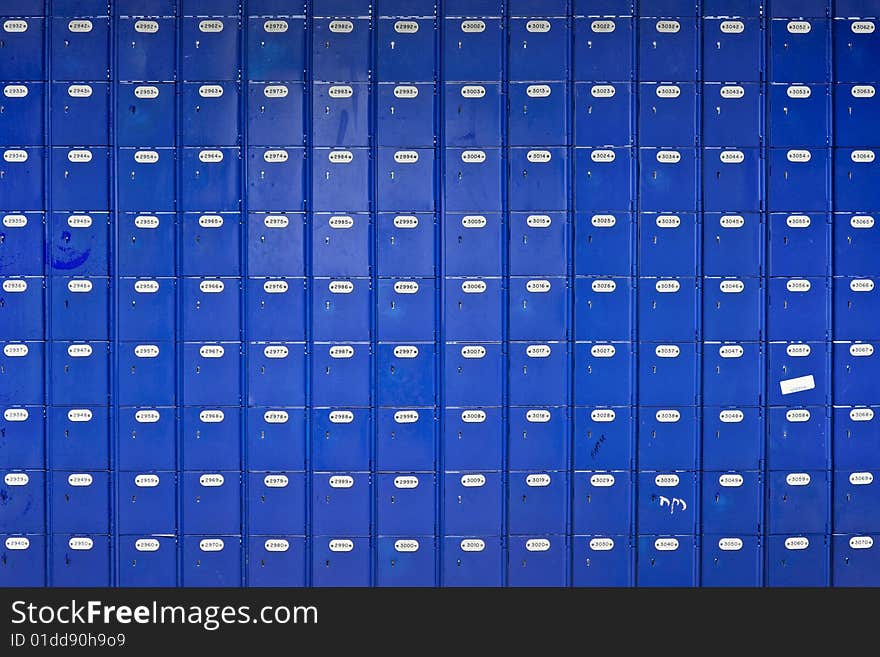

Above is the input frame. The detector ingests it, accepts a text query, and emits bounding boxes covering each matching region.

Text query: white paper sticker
[779,375,816,396]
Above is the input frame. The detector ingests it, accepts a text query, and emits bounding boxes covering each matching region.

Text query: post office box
[508,536,567,587]
[312,472,371,536]
[509,213,566,277]
[118,406,176,472]
[509,342,568,406]
[638,18,698,82]
[835,18,880,83]
[312,536,371,587]
[377,537,436,587]
[768,341,829,406]
[575,148,634,212]
[311,344,370,408]
[248,342,306,407]
[51,147,110,211]
[835,341,880,403]
[509,82,567,147]
[119,535,176,588]
[509,0,569,13]
[118,472,176,534]
[702,83,762,148]
[444,213,503,276]
[248,16,305,82]
[181,277,240,341]
[182,342,241,406]
[118,18,175,83]
[51,471,109,534]
[508,407,567,471]
[836,149,880,211]
[834,84,880,148]
[181,148,241,212]
[638,471,697,535]
[573,17,633,82]
[834,470,880,533]
[377,82,436,148]
[248,213,305,277]
[638,83,697,147]
[832,534,880,587]
[639,212,697,277]
[702,471,762,534]
[181,17,240,81]
[0,277,43,340]
[118,342,175,406]
[0,18,44,81]
[767,278,830,341]
[182,406,241,470]
[0,534,45,587]
[572,535,633,587]
[312,213,370,278]
[443,0,503,15]
[703,406,763,471]
[312,148,370,212]
[703,18,761,82]
[378,0,435,14]
[51,82,109,147]
[442,407,503,471]
[248,408,306,472]
[180,0,240,13]
[377,279,435,342]
[377,148,435,213]
[768,83,829,147]
[767,0,827,16]
[445,148,503,212]
[703,277,763,341]
[51,17,109,82]
[766,534,829,587]
[703,213,762,276]
[509,277,567,341]
[49,212,108,276]
[0,341,42,405]
[119,277,175,341]
[508,471,568,535]
[638,148,698,212]
[313,18,370,82]
[574,278,633,341]
[313,83,370,148]
[0,406,44,469]
[247,278,306,342]
[50,341,109,405]
[444,277,503,341]
[182,537,241,588]
[0,212,43,276]
[248,147,306,212]
[573,406,633,471]
[247,471,306,535]
[0,148,43,210]
[248,536,306,588]
[49,277,108,340]
[182,472,240,535]
[2,0,44,15]
[443,18,503,82]
[573,471,632,535]
[637,535,697,587]
[573,82,631,147]
[703,148,761,212]
[312,278,372,341]
[181,82,239,147]
[377,18,435,83]
[835,214,880,276]
[769,19,829,82]
[118,149,176,212]
[638,408,698,471]
[767,470,829,534]
[768,405,829,470]
[574,212,633,277]
[639,342,697,406]
[377,213,435,278]
[51,535,110,587]
[378,343,435,407]
[442,536,504,587]
[703,342,763,406]
[701,535,761,587]
[509,17,567,82]
[377,408,434,472]
[835,406,880,470]
[509,148,567,212]
[768,213,829,277]
[638,277,699,341]
[377,473,435,536]
[834,0,880,15]
[444,343,503,407]
[49,406,108,470]
[248,83,305,147]
[0,470,44,532]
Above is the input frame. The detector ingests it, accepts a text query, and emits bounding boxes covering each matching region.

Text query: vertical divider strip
[631,0,640,588]
[239,0,249,589]
[174,0,183,587]
[109,0,119,588]
[304,0,314,590]
[566,0,575,587]
[826,0,835,583]
[694,0,704,587]
[434,3,444,587]
[500,0,510,590]
[760,4,769,586]
[368,1,378,589]
[43,0,53,586]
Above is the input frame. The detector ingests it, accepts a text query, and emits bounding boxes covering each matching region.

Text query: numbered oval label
[263,345,289,359]
[329,539,353,552]
[850,343,875,357]
[461,410,486,423]
[720,20,744,34]
[656,20,680,33]
[199,20,224,33]
[264,539,289,552]
[591,409,616,423]
[720,409,744,423]
[394,540,419,553]
[394,476,419,489]
[591,279,616,293]
[135,409,160,423]
[526,473,551,487]
[68,473,93,487]
[851,215,875,228]
[68,149,93,163]
[2,214,27,228]
[199,84,224,98]
[3,409,29,422]
[591,149,615,163]
[2,279,27,292]
[69,537,94,551]
[263,85,289,98]
[590,344,616,357]
[656,85,681,98]
[199,474,224,487]
[526,345,551,359]
[786,473,811,486]
[3,343,28,357]
[527,150,551,163]
[394,150,419,164]
[526,409,551,423]
[135,21,159,34]
[264,20,288,33]
[719,473,744,487]
[460,345,486,359]
[329,475,354,489]
[329,410,354,424]
[393,85,418,99]
[787,85,811,99]
[655,473,680,487]
[849,472,874,485]
[527,84,551,98]
[263,410,289,424]
[526,20,551,33]
[785,537,809,550]
[199,539,225,552]
[526,539,551,552]
[655,279,681,293]
[393,345,419,359]
[394,410,419,424]
[850,536,874,549]
[67,409,93,422]
[329,280,354,294]
[199,345,225,359]
[720,85,745,99]
[591,20,616,33]
[592,214,616,227]
[851,21,876,34]
[3,150,27,163]
[850,408,874,422]
[720,150,744,164]
[656,410,681,423]
[68,20,93,33]
[67,344,93,358]
[135,215,159,229]
[461,20,485,33]
[852,85,876,98]
[852,150,876,163]
[264,474,289,488]
[655,344,680,358]
[461,474,486,488]
[461,150,486,163]
[460,539,485,552]
[5,537,30,550]
[787,21,812,34]
[654,538,679,551]
[590,474,616,487]
[786,409,811,422]
[329,20,353,34]
[4,473,29,486]
[719,538,743,551]
[786,279,811,292]
[461,279,487,293]
[394,20,419,34]
[656,150,681,163]
[460,85,485,98]
[787,149,811,163]
[135,474,160,488]
[328,85,353,98]
[719,344,744,358]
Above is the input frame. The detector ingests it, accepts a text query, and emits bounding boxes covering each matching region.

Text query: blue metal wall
[1,0,879,587]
